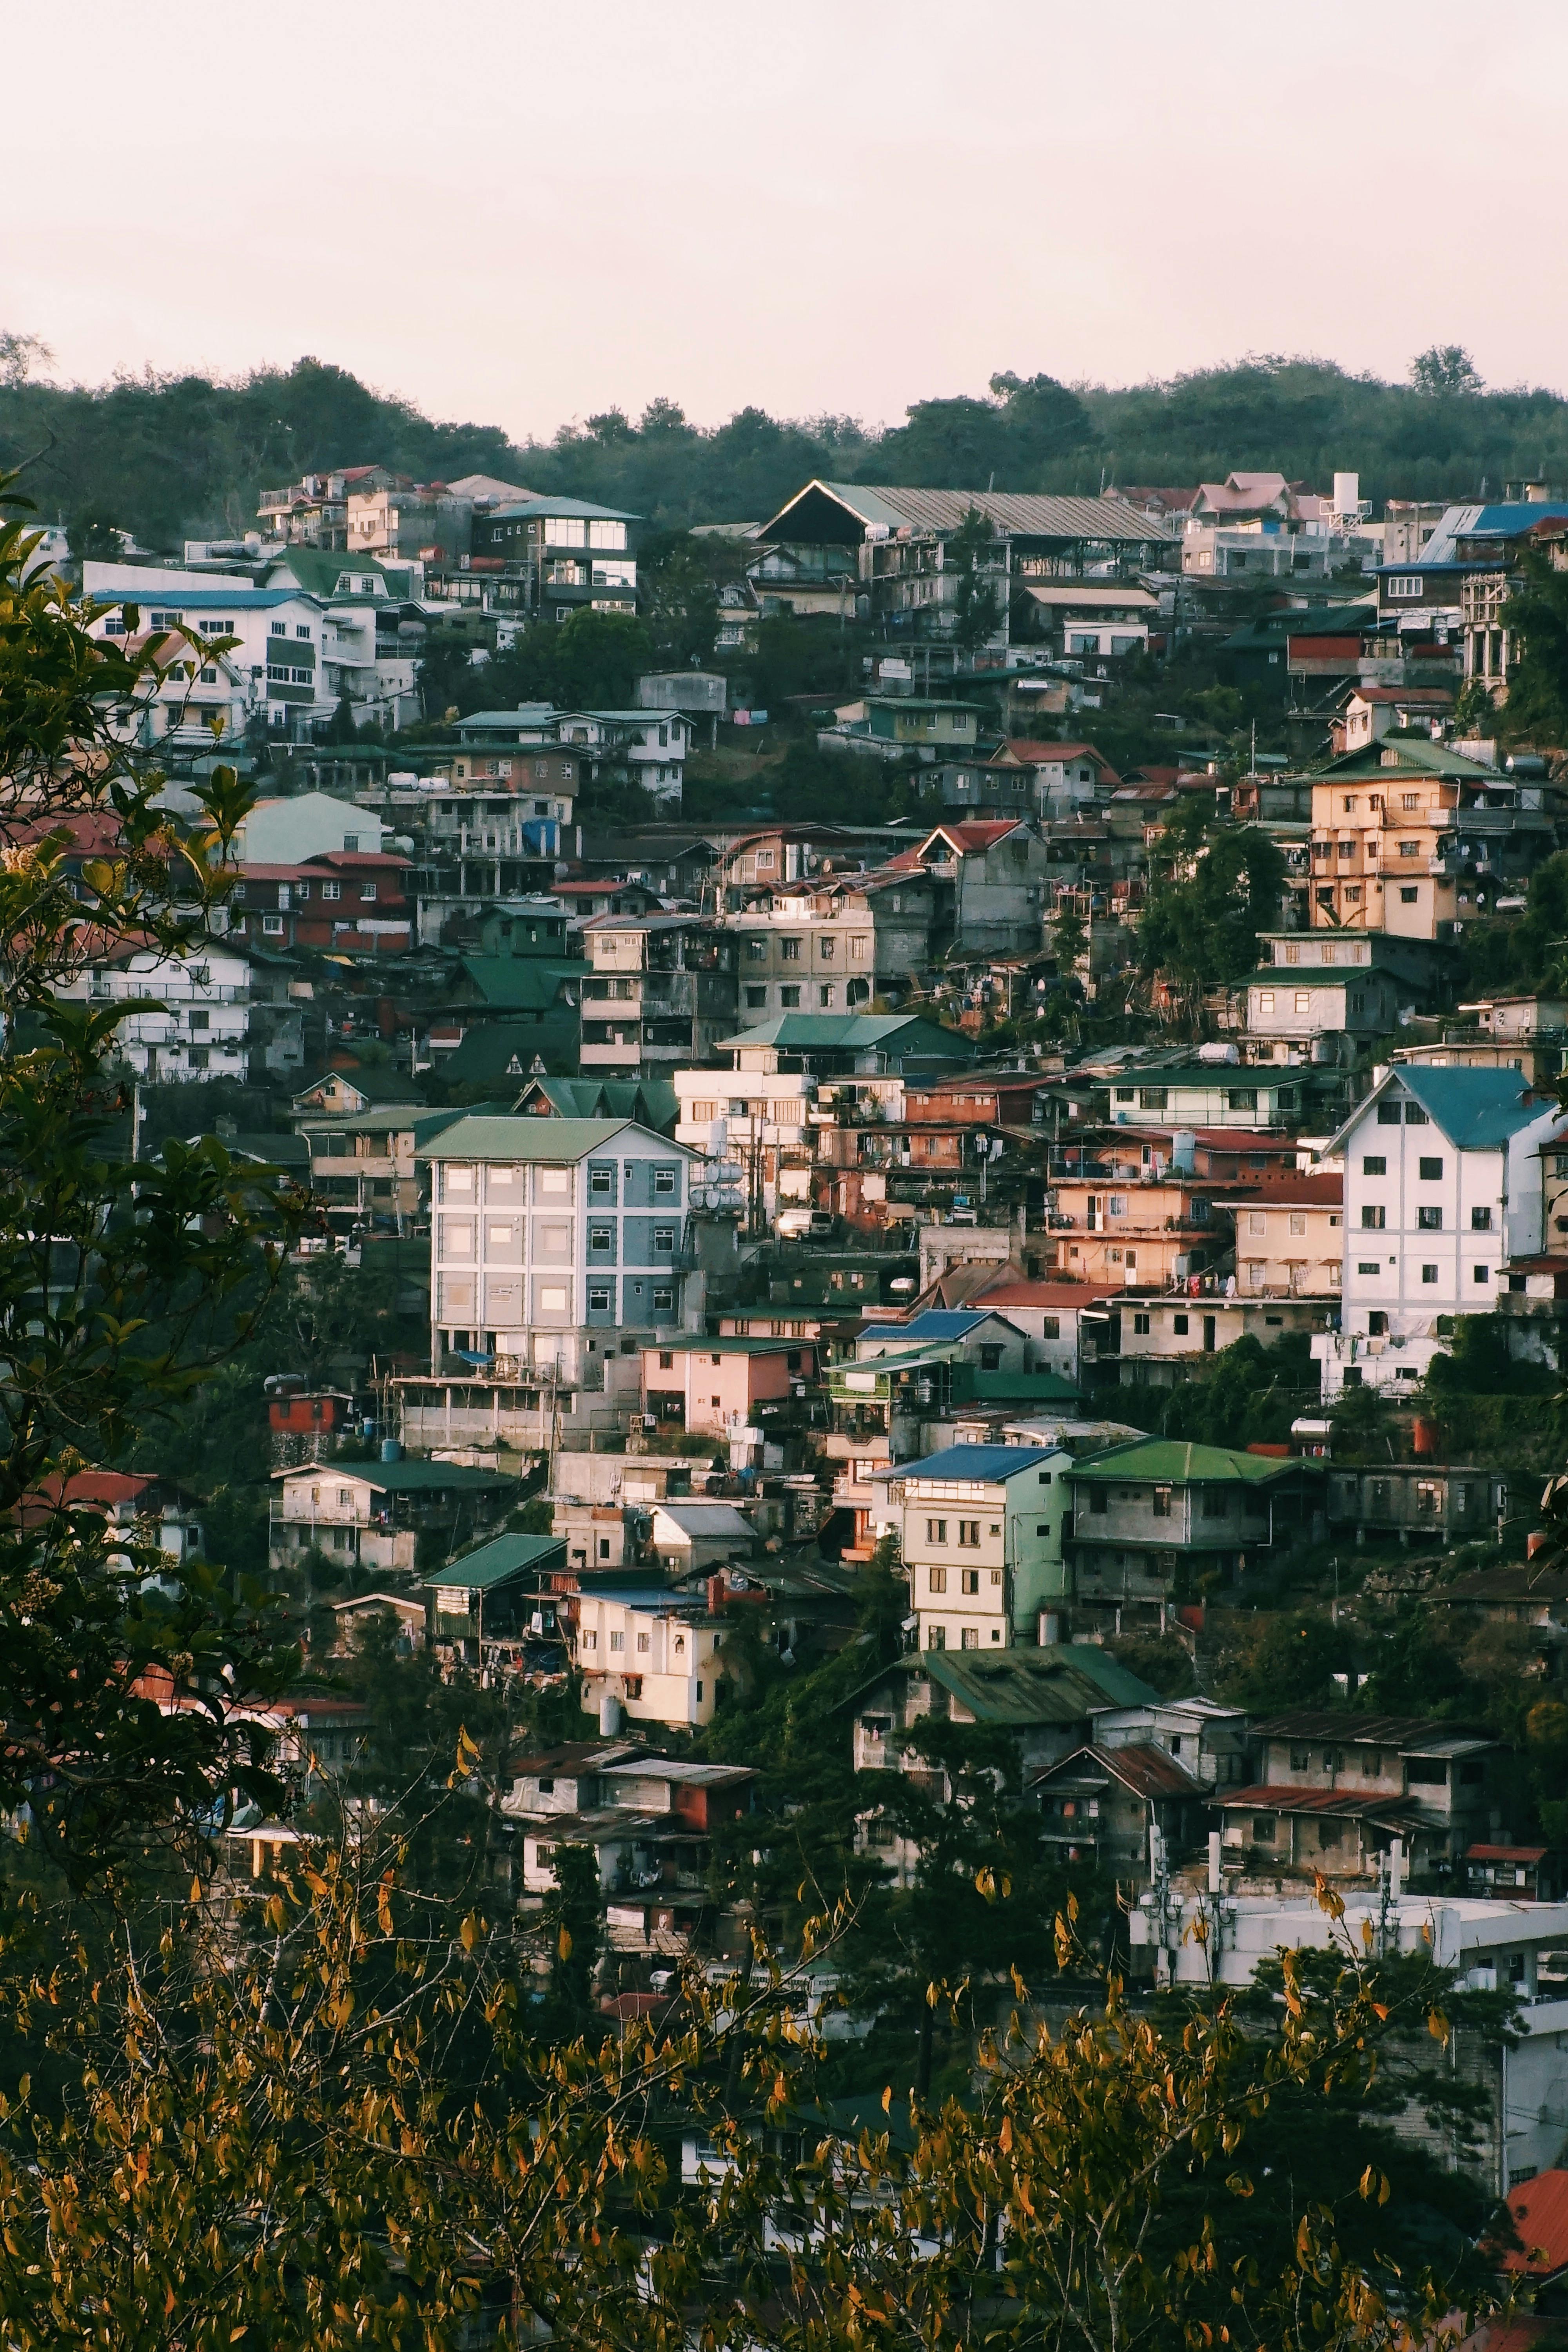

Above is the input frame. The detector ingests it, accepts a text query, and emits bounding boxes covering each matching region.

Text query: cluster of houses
[35,458,1568,2198]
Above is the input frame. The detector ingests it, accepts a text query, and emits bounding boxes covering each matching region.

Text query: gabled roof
[452,956,581,1013]
[419,1116,695,1164]
[1069,1439,1316,1488]
[514,1075,679,1132]
[920,1644,1160,1720]
[1252,1711,1493,1750]
[1314,737,1497,782]
[484,496,639,522]
[758,481,1174,546]
[1327,1065,1555,1157]
[1033,1740,1203,1801]
[887,820,1028,867]
[292,1068,426,1108]
[716,1012,972,1055]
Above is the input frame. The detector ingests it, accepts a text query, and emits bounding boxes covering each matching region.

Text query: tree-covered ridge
[5,345,1568,551]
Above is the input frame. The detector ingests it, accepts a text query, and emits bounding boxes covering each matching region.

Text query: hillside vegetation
[5,347,1568,552]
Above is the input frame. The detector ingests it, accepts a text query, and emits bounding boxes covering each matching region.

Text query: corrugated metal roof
[1069,1439,1313,1487]
[1327,1065,1550,1158]
[896,1443,1060,1482]
[1035,1740,1203,1800]
[1221,1783,1414,1819]
[419,1115,695,1163]
[815,482,1176,542]
[1252,1710,1491,1748]
[423,1532,565,1591]
[1502,2168,1568,2276]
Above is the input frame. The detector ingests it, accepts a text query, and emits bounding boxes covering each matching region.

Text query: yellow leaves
[557,1928,572,1964]
[998,2113,1013,2154]
[1427,2007,1451,2046]
[188,1877,203,1906]
[376,1877,394,1939]
[975,1865,1012,1903]
[881,2085,893,2114]
[1313,1872,1345,1923]
[459,1914,481,1955]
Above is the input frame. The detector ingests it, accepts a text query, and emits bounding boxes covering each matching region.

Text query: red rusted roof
[1220,1783,1412,1819]
[1034,1742,1202,1801]
[1501,2169,1568,2275]
[1468,1844,1550,1863]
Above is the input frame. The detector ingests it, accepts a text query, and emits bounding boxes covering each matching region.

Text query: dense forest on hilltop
[5,345,1568,552]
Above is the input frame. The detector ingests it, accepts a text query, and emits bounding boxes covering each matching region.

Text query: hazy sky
[8,0,1568,443]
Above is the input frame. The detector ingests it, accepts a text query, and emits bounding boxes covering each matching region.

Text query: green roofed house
[270,1455,521,1579]
[422,1531,567,1657]
[713,1012,976,1076]
[1099,1062,1304,1131]
[842,1639,1160,1883]
[512,1074,679,1134]
[1064,1439,1325,1632]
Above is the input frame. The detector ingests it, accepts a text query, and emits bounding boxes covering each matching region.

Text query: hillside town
[14,427,1568,2332]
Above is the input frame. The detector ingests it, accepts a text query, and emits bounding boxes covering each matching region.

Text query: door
[1203,1315,1216,1353]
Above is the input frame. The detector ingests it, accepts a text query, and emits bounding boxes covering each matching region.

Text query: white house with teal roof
[1313,1065,1566,1398]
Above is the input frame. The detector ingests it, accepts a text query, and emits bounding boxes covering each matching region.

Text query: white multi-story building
[56,945,250,1083]
[888,1442,1074,1653]
[1313,1066,1564,1397]
[84,566,336,743]
[421,1116,701,1395]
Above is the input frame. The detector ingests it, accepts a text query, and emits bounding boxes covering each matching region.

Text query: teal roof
[454,956,580,1011]
[265,548,396,596]
[419,1115,696,1163]
[1068,1439,1316,1488]
[514,1076,679,1132]
[1314,737,1499,782]
[279,1458,519,1495]
[442,1024,575,1084]
[721,1012,973,1054]
[847,1644,1160,1727]
[487,497,639,522]
[422,1531,566,1592]
[1338,1065,1556,1155]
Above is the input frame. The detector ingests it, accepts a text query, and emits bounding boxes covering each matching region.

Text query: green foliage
[1138,819,1286,1025]
[1154,1332,1318,1450]
[1216,1610,1350,1712]
[422,606,654,724]
[1499,547,1568,746]
[1409,344,1485,398]
[0,474,305,1869]
[1425,1312,1558,1401]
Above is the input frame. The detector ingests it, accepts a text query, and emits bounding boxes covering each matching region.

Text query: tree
[946,505,1002,655]
[1499,548,1568,746]
[64,505,123,561]
[0,474,300,1871]
[1410,344,1484,397]
[0,329,51,388]
[328,689,359,743]
[637,528,723,667]
[1138,818,1287,1030]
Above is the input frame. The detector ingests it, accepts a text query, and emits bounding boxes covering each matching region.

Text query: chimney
[707,1572,726,1617]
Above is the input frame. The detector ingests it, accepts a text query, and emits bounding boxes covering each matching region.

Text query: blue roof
[889,1310,1011,1342]
[899,1444,1060,1482]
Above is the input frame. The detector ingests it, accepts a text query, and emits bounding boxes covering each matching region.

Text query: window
[958,1520,980,1547]
[1421,1264,1439,1283]
[1201,1489,1230,1518]
[1172,1313,1189,1336]
[1399,887,1418,904]
[1289,1211,1306,1236]
[960,1568,980,1595]
[780,938,801,961]
[1361,1205,1385,1229]
[779,985,800,1007]
[1419,1156,1443,1181]
[1404,1104,1428,1125]
[746,937,766,962]
[1041,1315,1060,1339]
[1253,1815,1276,1842]
[1388,575,1423,599]
[653,1227,675,1252]
[653,1167,676,1196]
[580,1630,597,1651]
[321,882,341,902]
[928,1565,947,1593]
[818,984,836,1007]
[588,1285,612,1312]
[926,1519,947,1545]
[270,621,287,637]
[1133,1312,1150,1335]
[1090,1490,1108,1515]
[1398,840,1421,858]
[1294,991,1310,1013]
[1363,1155,1386,1175]
[1152,1485,1172,1518]
[589,1167,612,1196]
[818,937,835,962]
[590,1225,613,1252]
[745,986,766,1009]
[1357,1261,1381,1275]
[1471,1206,1492,1230]
[1258,990,1275,1013]
[1474,1264,1491,1283]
